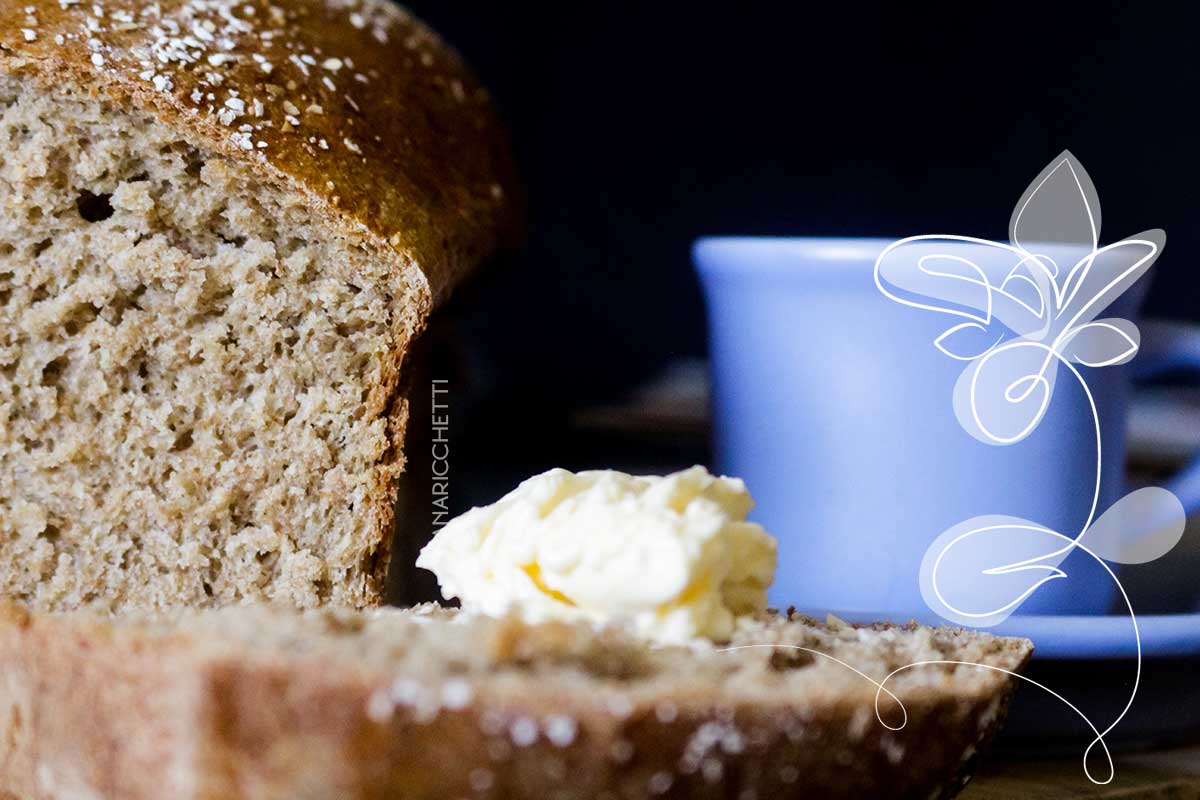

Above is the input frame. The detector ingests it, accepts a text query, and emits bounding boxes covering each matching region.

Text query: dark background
[393,0,1200,517]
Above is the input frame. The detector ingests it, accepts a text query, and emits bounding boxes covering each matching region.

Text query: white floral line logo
[867,151,1186,784]
[710,153,1177,783]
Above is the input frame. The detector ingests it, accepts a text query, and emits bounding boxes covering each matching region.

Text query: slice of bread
[0,603,1032,799]
[0,0,515,611]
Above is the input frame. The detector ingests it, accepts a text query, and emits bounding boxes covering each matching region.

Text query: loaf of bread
[0,602,1032,800]
[0,0,515,611]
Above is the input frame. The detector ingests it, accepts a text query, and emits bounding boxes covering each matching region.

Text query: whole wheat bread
[0,602,1032,799]
[0,0,515,611]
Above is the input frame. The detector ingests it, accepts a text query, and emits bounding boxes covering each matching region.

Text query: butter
[416,466,777,644]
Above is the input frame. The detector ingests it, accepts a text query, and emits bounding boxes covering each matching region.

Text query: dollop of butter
[416,466,777,644]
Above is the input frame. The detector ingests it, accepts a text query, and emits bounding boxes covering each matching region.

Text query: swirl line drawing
[719,153,1183,784]
[867,151,1183,782]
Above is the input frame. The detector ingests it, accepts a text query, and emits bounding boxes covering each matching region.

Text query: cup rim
[693,237,897,272]
[692,235,1092,278]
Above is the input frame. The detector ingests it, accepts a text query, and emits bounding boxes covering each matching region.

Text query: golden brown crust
[360,389,408,604]
[0,609,1033,800]
[0,0,517,306]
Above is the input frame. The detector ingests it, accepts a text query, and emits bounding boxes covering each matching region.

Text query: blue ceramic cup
[695,237,1200,616]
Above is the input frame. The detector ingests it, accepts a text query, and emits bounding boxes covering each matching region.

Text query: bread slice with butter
[0,602,1031,800]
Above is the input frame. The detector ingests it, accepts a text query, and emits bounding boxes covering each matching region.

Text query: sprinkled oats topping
[508,716,538,747]
[3,0,513,275]
[3,0,475,167]
[468,769,494,793]
[543,714,577,748]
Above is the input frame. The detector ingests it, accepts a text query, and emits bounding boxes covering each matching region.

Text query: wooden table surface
[963,746,1200,799]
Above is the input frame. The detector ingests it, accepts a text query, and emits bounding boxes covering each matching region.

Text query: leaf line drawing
[867,151,1186,783]
[719,153,1182,785]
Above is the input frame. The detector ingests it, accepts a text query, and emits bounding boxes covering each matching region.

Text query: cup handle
[1133,319,1200,514]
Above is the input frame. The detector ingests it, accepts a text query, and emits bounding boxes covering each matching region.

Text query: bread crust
[0,606,1033,800]
[0,0,518,307]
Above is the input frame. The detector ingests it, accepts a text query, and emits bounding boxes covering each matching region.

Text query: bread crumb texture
[0,73,420,611]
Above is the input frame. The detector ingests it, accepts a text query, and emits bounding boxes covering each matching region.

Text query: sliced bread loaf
[0,0,515,611]
[0,603,1032,799]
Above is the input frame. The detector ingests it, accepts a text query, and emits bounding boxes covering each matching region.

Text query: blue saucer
[992,613,1200,659]
[804,608,1200,659]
